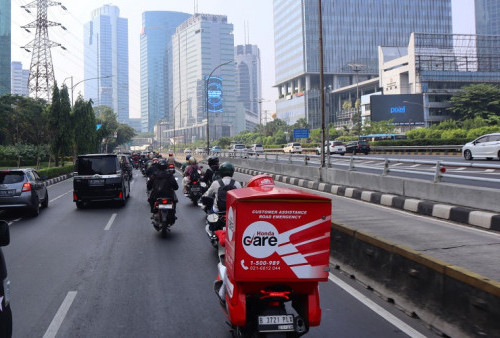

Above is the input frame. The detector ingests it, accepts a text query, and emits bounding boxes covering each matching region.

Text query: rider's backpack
[216,179,236,211]
[190,167,201,181]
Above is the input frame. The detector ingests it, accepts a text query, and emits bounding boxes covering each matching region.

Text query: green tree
[95,106,119,153]
[362,119,396,135]
[449,83,500,122]
[73,96,98,155]
[47,85,65,166]
[59,85,73,162]
[215,137,231,149]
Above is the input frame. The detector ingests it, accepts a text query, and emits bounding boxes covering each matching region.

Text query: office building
[475,0,500,34]
[475,0,500,72]
[170,14,237,144]
[84,5,129,124]
[273,0,453,128]
[235,44,262,131]
[140,11,190,133]
[0,0,11,96]
[11,62,29,96]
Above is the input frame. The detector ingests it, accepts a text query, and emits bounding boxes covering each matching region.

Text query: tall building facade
[235,44,262,131]
[273,0,453,128]
[140,11,190,133]
[0,0,11,96]
[475,0,500,34]
[11,62,30,96]
[172,14,237,142]
[84,5,129,124]
[475,0,500,72]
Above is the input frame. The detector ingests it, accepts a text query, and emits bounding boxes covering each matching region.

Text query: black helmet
[208,156,219,166]
[158,159,168,170]
[186,154,191,161]
[219,162,234,177]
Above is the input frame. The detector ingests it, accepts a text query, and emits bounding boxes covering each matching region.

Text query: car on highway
[0,220,12,337]
[345,140,371,155]
[195,147,205,154]
[283,142,302,154]
[73,153,130,208]
[183,148,192,154]
[316,140,346,155]
[210,146,222,153]
[0,168,49,217]
[248,144,264,155]
[229,143,248,158]
[462,133,500,161]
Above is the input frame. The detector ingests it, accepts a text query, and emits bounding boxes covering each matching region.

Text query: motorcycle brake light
[22,182,32,192]
[161,199,170,204]
[192,181,198,185]
[259,290,291,301]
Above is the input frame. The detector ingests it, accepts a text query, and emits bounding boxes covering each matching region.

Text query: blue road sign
[293,128,309,139]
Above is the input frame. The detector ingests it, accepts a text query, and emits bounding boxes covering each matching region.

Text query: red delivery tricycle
[214,175,332,337]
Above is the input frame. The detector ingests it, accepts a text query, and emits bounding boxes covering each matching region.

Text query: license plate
[89,179,104,186]
[258,315,294,332]
[158,204,173,209]
[190,187,200,192]
[0,190,15,197]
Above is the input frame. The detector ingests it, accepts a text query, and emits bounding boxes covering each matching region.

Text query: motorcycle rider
[181,154,191,173]
[183,157,201,195]
[146,157,160,178]
[167,153,175,166]
[202,161,241,213]
[147,159,179,213]
[201,156,220,187]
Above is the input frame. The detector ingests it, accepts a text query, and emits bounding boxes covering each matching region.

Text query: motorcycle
[167,163,176,174]
[213,174,332,337]
[186,171,206,206]
[151,197,176,237]
[205,210,226,249]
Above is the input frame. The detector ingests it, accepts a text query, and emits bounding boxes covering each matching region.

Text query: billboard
[207,76,223,113]
[370,94,425,125]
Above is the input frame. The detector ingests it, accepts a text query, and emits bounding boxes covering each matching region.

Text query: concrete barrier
[330,221,500,338]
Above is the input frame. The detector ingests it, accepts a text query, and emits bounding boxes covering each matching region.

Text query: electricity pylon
[21,0,67,101]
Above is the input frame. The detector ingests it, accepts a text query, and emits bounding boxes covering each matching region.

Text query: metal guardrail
[209,151,500,185]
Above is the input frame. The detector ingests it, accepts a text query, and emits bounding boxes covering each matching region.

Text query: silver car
[0,168,48,216]
[462,133,500,160]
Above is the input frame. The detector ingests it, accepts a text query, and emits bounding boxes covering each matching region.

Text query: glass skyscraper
[273,0,453,128]
[172,14,236,140]
[140,11,190,133]
[475,0,500,35]
[235,44,262,131]
[0,0,11,96]
[84,5,129,124]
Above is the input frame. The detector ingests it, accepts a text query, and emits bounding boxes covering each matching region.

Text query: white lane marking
[104,213,117,231]
[50,190,72,202]
[485,169,494,173]
[43,291,77,338]
[328,274,426,338]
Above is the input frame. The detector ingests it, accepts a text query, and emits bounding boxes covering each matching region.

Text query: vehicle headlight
[3,278,10,306]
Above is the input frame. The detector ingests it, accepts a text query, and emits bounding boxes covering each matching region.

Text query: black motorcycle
[151,197,176,237]
[187,179,205,206]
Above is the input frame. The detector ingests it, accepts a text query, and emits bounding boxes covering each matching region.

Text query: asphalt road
[0,169,442,337]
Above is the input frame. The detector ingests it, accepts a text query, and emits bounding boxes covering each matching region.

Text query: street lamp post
[63,75,113,106]
[173,98,189,154]
[318,0,326,168]
[206,60,233,152]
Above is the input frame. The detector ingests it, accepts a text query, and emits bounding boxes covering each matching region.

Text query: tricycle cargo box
[224,186,331,282]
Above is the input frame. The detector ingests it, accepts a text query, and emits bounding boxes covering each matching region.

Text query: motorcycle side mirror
[175,177,179,181]
[0,220,10,247]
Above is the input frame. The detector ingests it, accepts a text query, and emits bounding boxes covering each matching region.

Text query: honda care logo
[242,221,279,258]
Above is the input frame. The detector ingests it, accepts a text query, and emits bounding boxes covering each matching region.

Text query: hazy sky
[11,0,475,118]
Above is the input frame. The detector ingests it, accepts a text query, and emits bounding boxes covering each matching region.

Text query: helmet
[157,159,168,170]
[152,158,159,163]
[208,156,219,166]
[189,157,197,165]
[186,154,191,161]
[247,175,275,188]
[219,162,234,177]
[169,153,174,157]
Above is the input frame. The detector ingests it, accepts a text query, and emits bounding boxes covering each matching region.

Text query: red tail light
[192,181,198,185]
[118,191,123,199]
[22,182,32,192]
[259,290,291,301]
[73,192,78,201]
[161,199,170,204]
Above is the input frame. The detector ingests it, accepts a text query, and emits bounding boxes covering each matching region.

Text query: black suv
[345,140,371,155]
[73,154,130,208]
[0,220,12,337]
